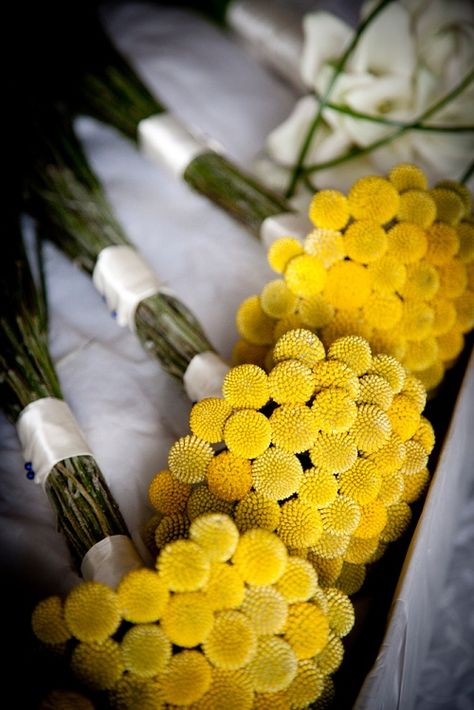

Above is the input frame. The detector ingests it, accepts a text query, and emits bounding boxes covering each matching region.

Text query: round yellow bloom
[315,631,344,676]
[402,374,427,411]
[274,557,318,603]
[312,387,358,433]
[252,447,303,500]
[232,528,288,586]
[369,353,406,392]
[189,513,239,562]
[437,327,465,362]
[260,279,296,319]
[339,458,382,504]
[437,259,468,299]
[71,639,124,691]
[348,175,400,224]
[148,469,191,515]
[207,450,253,501]
[344,220,388,263]
[308,555,343,586]
[278,499,323,548]
[415,360,445,392]
[454,290,474,332]
[430,297,458,336]
[187,484,234,520]
[241,586,288,635]
[64,582,121,643]
[272,314,307,343]
[284,602,329,658]
[388,392,422,441]
[321,307,374,346]
[386,222,427,263]
[313,359,360,398]
[160,650,212,706]
[190,398,233,443]
[400,439,428,475]
[320,495,361,536]
[39,691,94,710]
[272,328,325,367]
[236,296,275,345]
[425,222,460,265]
[232,339,269,369]
[402,467,430,503]
[205,562,246,611]
[109,676,164,710]
[336,561,366,595]
[357,374,394,410]
[362,291,403,331]
[309,189,350,230]
[400,262,440,301]
[367,432,406,474]
[368,255,407,294]
[194,669,254,710]
[436,180,472,213]
[412,416,436,454]
[121,624,171,677]
[304,228,345,267]
[268,237,304,274]
[223,364,269,410]
[32,596,71,645]
[324,260,371,309]
[285,659,325,708]
[309,533,350,561]
[117,568,169,624]
[457,222,474,262]
[381,502,412,542]
[403,337,439,372]
[399,300,434,341]
[224,410,272,459]
[268,359,315,404]
[295,293,335,328]
[234,491,281,532]
[327,335,372,376]
[270,403,319,452]
[202,610,257,670]
[298,467,339,508]
[157,539,210,592]
[309,431,358,474]
[344,536,380,565]
[324,587,355,637]
[154,512,190,549]
[352,403,392,454]
[397,189,437,228]
[430,187,465,225]
[161,591,214,647]
[378,468,404,506]
[247,636,298,693]
[389,163,428,192]
[168,435,214,484]
[284,254,327,297]
[354,499,388,539]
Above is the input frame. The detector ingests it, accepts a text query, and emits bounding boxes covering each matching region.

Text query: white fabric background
[0,3,472,707]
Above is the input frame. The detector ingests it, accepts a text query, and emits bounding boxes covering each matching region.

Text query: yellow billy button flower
[328,335,372,376]
[71,639,124,691]
[416,360,445,392]
[161,591,214,647]
[357,374,394,410]
[380,502,412,543]
[270,403,319,452]
[32,596,71,645]
[223,364,269,410]
[368,255,407,294]
[431,297,457,335]
[348,175,400,224]
[400,261,440,301]
[207,450,253,501]
[454,290,474,332]
[64,581,121,643]
[386,222,428,263]
[402,467,430,503]
[378,468,404,506]
[168,435,214,484]
[309,431,358,474]
[313,359,360,398]
[285,254,327,297]
[121,625,171,677]
[425,222,460,264]
[304,228,345,267]
[160,650,212,706]
[232,340,268,369]
[344,536,380,565]
[344,220,388,263]
[437,180,472,213]
[320,495,361,536]
[109,676,164,710]
[260,279,296,318]
[275,557,319,603]
[324,260,371,310]
[399,300,435,341]
[308,555,343,586]
[402,374,427,411]
[299,467,339,507]
[189,513,239,563]
[187,484,234,520]
[196,668,255,710]
[412,416,436,455]
[397,189,437,228]
[148,469,191,515]
[296,293,335,329]
[247,637,298,693]
[284,602,330,658]
[309,189,350,230]
[351,404,392,454]
[403,337,439,372]
[117,568,169,623]
[202,610,258,670]
[399,440,428,475]
[268,359,315,404]
[285,659,325,708]
[354,499,388,539]
[457,221,474,262]
[268,237,304,274]
[387,393,421,441]
[369,353,406,392]
[336,562,366,596]
[278,499,323,548]
[232,528,288,586]
[362,291,403,330]
[430,187,465,225]
[154,511,190,549]
[324,587,355,637]
[389,163,428,192]
[338,459,382,504]
[236,295,275,345]
[205,562,246,611]
[240,586,288,635]
[272,328,326,367]
[368,432,406,474]
[157,539,210,592]
[224,410,272,459]
[234,491,281,532]
[252,446,303,500]
[315,631,345,675]
[310,532,350,561]
[321,308,374,347]
[312,388,358,433]
[190,398,233,443]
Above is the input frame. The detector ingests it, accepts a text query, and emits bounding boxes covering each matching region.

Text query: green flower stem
[285,0,395,198]
[183,151,291,237]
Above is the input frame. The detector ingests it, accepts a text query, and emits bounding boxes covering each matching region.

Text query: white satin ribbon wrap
[16,398,93,488]
[260,211,311,249]
[92,245,161,331]
[183,351,230,402]
[138,113,209,177]
[81,535,144,588]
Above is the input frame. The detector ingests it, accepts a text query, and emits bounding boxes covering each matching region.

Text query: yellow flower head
[328,335,372,376]
[270,403,319,452]
[232,528,288,586]
[378,468,404,506]
[357,373,394,410]
[284,602,330,658]
[223,364,269,410]
[189,513,239,562]
[284,254,327,298]
[432,296,458,336]
[247,636,298,693]
[368,255,407,294]
[344,220,388,263]
[285,659,325,707]
[312,388,358,433]
[157,539,210,592]
[315,631,344,676]
[160,650,212,706]
[268,237,304,274]
[241,586,288,635]
[71,639,124,691]
[109,676,164,710]
[168,435,214,484]
[437,180,472,213]
[389,163,428,192]
[260,279,296,319]
[148,469,191,515]
[154,512,190,549]
[321,307,374,345]
[338,458,382,505]
[336,561,366,596]
[397,189,437,228]
[272,328,325,367]
[278,499,323,548]
[351,403,392,454]
[309,431,358,474]
[319,495,361,536]
[354,499,388,539]
[400,440,428,475]
[386,222,428,263]
[304,228,345,267]
[205,562,246,611]
[403,337,439,372]
[401,467,430,503]
[202,610,257,670]
[425,222,460,264]
[412,416,436,454]
[367,432,407,475]
[438,327,465,362]
[400,262,440,301]
[313,359,360,398]
[348,175,400,224]
[380,502,412,543]
[457,221,474,263]
[223,409,271,459]
[64,581,121,643]
[299,467,339,507]
[252,446,303,500]
[402,374,427,412]
[32,596,71,646]
[324,260,372,309]
[117,568,169,624]
[207,450,253,501]
[232,339,269,370]
[430,187,465,225]
[295,293,335,329]
[234,491,281,532]
[121,624,171,677]
[190,398,233,443]
[186,484,234,520]
[344,535,380,565]
[454,290,474,332]
[309,189,350,230]
[268,359,315,404]
[415,360,445,392]
[236,295,275,346]
[196,668,254,710]
[363,291,403,331]
[272,313,307,343]
[437,259,468,299]
[399,300,434,341]
[161,591,214,647]
[369,353,406,393]
[275,557,319,603]
[310,532,350,561]
[387,393,421,441]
